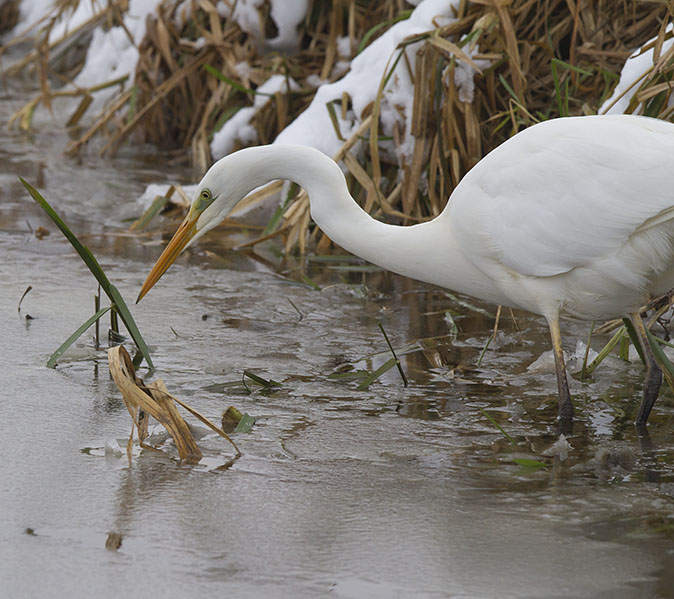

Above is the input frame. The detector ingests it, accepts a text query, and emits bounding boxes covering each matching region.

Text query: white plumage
[139,114,674,426]
[449,116,674,320]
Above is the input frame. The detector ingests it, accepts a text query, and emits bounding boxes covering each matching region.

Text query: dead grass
[0,0,19,34]
[3,0,674,251]
[108,344,240,465]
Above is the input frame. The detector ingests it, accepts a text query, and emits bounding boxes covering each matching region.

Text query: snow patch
[9,0,164,115]
[227,0,264,37]
[274,0,465,164]
[268,0,308,52]
[600,25,674,114]
[222,0,307,53]
[453,37,491,103]
[211,75,300,159]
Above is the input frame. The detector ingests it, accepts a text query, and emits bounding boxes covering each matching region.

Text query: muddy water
[1,79,674,599]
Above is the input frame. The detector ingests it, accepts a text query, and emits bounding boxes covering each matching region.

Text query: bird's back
[444,115,674,318]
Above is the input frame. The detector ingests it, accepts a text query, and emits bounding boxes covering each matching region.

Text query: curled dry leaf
[107,345,240,464]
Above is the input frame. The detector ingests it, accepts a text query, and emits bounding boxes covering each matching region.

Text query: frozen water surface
[1,80,674,599]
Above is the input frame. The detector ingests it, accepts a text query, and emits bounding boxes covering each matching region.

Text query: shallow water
[1,79,674,599]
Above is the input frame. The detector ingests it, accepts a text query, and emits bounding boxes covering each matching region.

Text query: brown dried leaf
[108,345,203,463]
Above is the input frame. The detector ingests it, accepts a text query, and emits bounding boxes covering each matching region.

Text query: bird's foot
[635,362,662,425]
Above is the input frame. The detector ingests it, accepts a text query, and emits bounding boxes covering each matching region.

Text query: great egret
[138,114,674,425]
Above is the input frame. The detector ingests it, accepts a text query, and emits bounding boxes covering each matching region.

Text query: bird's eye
[195,188,214,211]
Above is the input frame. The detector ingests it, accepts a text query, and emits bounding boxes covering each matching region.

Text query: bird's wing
[447,115,674,277]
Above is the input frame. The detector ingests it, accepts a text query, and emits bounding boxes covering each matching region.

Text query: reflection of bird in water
[138,114,674,426]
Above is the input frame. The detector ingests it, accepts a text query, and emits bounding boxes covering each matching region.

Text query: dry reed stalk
[100,46,217,155]
[0,0,19,34]
[108,345,202,463]
[9,74,129,133]
[108,345,240,464]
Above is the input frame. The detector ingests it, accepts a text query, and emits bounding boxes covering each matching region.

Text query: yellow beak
[136,212,199,303]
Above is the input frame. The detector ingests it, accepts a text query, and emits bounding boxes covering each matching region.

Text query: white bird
[138,114,674,426]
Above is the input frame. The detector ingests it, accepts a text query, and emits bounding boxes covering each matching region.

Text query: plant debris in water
[105,532,123,551]
[222,406,256,434]
[478,407,548,472]
[108,345,241,464]
[242,370,282,394]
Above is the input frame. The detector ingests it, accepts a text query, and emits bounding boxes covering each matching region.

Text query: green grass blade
[328,370,370,381]
[651,335,674,350]
[325,101,345,141]
[130,194,168,231]
[357,10,412,54]
[327,265,382,272]
[21,178,115,293]
[645,328,674,381]
[579,321,595,380]
[300,274,321,291]
[563,77,570,118]
[477,332,494,367]
[274,277,318,290]
[619,334,630,361]
[622,317,645,365]
[21,178,154,368]
[287,297,303,321]
[551,59,564,117]
[551,57,594,77]
[263,182,297,236]
[377,321,408,387]
[243,370,282,388]
[550,58,593,118]
[108,284,153,368]
[210,106,242,140]
[478,407,516,446]
[512,457,548,471]
[47,307,111,368]
[498,73,521,104]
[382,48,405,90]
[584,326,625,376]
[307,255,364,263]
[126,85,138,123]
[234,413,256,433]
[357,357,398,390]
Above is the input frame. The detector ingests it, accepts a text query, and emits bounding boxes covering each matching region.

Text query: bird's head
[136,156,250,303]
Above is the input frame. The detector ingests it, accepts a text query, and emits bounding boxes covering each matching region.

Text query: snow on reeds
[2,0,673,252]
[601,22,674,117]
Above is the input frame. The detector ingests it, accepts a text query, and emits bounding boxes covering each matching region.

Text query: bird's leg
[630,312,662,426]
[547,317,575,423]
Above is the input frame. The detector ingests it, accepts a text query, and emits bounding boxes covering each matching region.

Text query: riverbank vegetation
[2,1,672,252]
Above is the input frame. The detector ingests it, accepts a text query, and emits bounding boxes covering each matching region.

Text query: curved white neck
[234,145,505,304]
